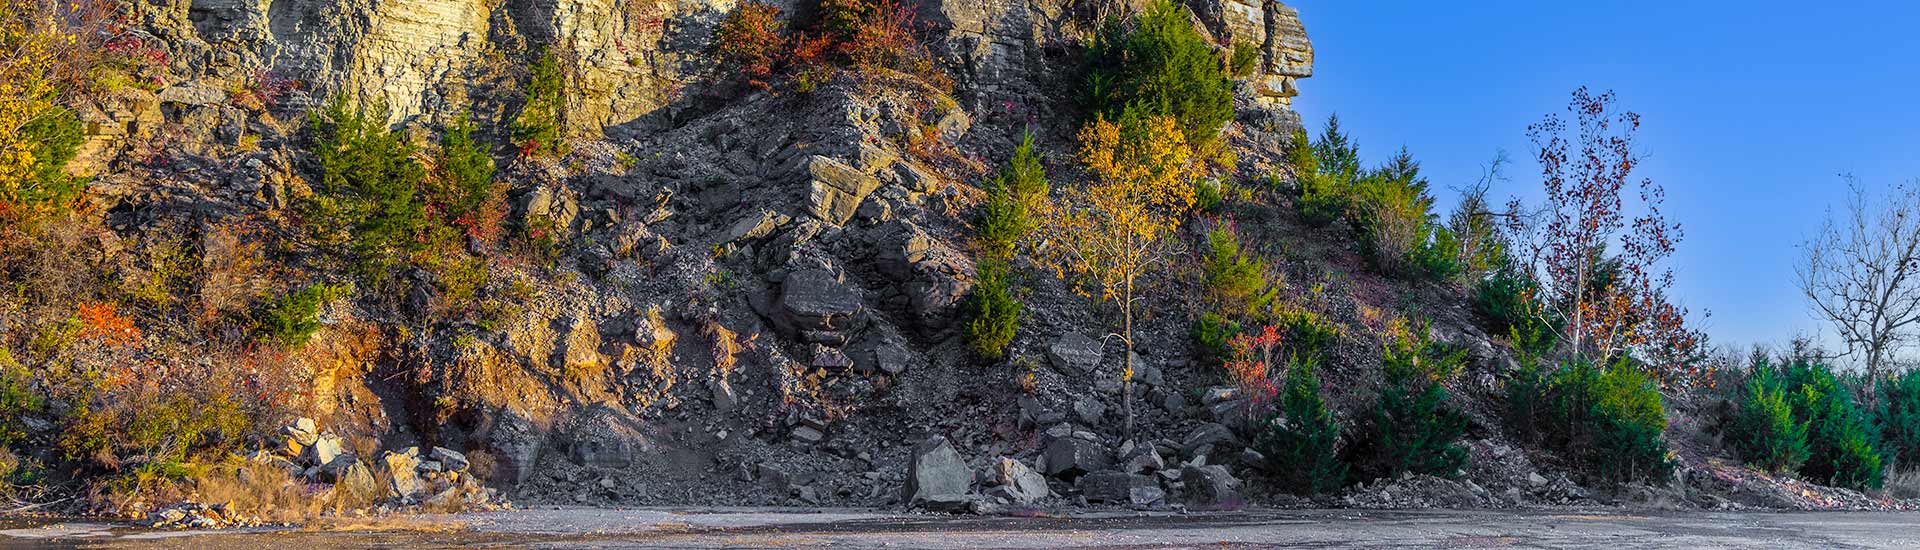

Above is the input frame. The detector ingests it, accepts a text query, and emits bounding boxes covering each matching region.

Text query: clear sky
[1283,0,1920,354]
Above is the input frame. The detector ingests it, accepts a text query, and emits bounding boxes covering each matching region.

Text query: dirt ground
[6,506,1919,549]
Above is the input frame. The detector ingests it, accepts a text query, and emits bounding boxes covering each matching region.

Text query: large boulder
[902,436,973,509]
[485,407,547,487]
[381,448,422,500]
[1048,332,1104,373]
[775,269,869,340]
[991,457,1050,505]
[1039,437,1110,480]
[1182,422,1237,457]
[1181,465,1242,508]
[1075,471,1158,505]
[878,222,974,327]
[805,156,882,226]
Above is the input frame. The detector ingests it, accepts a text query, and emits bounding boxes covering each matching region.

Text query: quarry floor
[4,506,1917,549]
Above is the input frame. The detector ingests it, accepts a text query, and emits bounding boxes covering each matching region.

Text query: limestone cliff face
[133,0,1308,137]
[140,0,732,134]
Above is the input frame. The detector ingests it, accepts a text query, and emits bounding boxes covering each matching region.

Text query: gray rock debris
[902,436,973,510]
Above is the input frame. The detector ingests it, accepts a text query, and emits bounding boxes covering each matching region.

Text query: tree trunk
[1122,278,1136,440]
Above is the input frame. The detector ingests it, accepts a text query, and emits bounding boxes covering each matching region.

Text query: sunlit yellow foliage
[0,5,61,196]
[1037,109,1201,436]
[1042,111,1199,305]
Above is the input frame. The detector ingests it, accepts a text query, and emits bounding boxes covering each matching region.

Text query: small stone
[792,426,826,444]
[431,447,470,472]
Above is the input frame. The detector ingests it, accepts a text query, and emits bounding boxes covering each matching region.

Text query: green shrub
[1783,360,1883,489]
[1282,128,1317,183]
[1229,42,1260,78]
[261,282,352,348]
[429,114,498,228]
[0,351,40,446]
[964,259,1021,360]
[513,50,570,157]
[1726,363,1810,473]
[60,390,251,471]
[1351,149,1460,281]
[1200,224,1275,318]
[1083,0,1235,148]
[305,96,429,279]
[1880,369,1920,469]
[1311,114,1362,188]
[1194,178,1225,212]
[976,134,1047,260]
[1191,312,1241,368]
[1277,306,1341,362]
[1295,116,1361,227]
[1508,358,1674,483]
[1474,268,1559,356]
[2,105,87,226]
[1350,323,1469,479]
[1255,358,1348,495]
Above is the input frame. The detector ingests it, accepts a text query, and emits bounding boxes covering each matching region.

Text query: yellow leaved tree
[1038,109,1202,437]
[0,2,87,227]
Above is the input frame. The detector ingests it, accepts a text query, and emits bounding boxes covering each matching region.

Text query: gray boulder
[381,449,422,500]
[777,269,868,337]
[1076,471,1156,504]
[1048,332,1104,373]
[902,436,973,509]
[992,457,1050,505]
[1181,465,1242,507]
[1040,437,1110,480]
[1182,423,1237,456]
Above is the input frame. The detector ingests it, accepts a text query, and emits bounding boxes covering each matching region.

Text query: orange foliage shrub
[76,301,140,347]
[1224,325,1282,404]
[714,2,788,91]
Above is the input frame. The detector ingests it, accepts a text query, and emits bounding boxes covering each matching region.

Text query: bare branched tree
[1797,176,1920,406]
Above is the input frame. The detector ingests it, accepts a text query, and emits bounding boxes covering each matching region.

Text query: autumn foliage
[710,0,949,93]
[1039,109,1202,435]
[1224,325,1283,405]
[1523,87,1705,384]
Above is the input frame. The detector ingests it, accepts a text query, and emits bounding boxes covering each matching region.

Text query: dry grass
[1888,469,1920,500]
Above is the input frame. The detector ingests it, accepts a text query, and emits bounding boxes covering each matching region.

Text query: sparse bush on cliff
[1255,357,1347,495]
[305,96,430,282]
[964,259,1021,360]
[975,133,1047,260]
[1230,42,1260,78]
[713,0,950,94]
[1084,0,1235,150]
[714,2,788,91]
[513,50,570,157]
[1293,116,1359,227]
[0,351,39,447]
[426,113,504,248]
[260,282,352,348]
[1350,321,1469,480]
[965,134,1046,361]
[1276,305,1341,362]
[1199,222,1276,319]
[1192,312,1240,368]
[1726,361,1810,473]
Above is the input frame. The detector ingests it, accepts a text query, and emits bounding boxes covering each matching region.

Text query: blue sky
[1283,0,1920,353]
